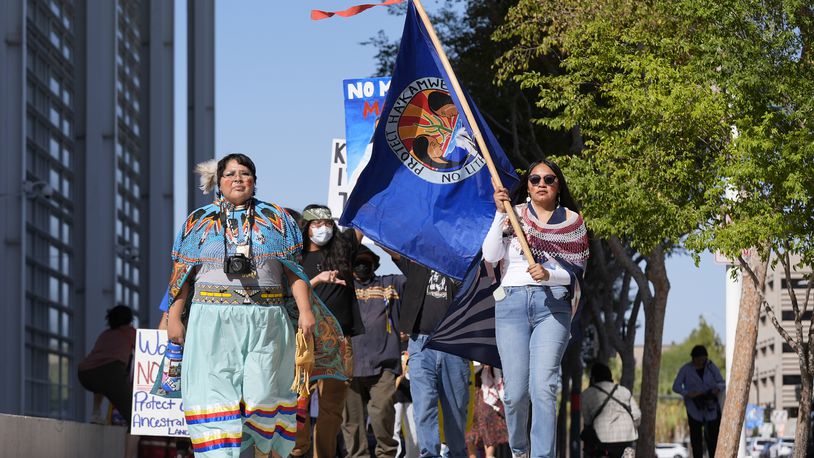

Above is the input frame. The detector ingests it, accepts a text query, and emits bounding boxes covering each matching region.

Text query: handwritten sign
[327,139,348,220]
[131,329,188,436]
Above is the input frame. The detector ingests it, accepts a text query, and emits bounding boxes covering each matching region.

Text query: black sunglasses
[529,174,557,186]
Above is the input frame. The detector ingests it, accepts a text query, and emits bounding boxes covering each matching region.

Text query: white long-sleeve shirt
[482,211,572,287]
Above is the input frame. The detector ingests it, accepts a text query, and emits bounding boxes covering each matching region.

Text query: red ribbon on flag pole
[310,0,405,20]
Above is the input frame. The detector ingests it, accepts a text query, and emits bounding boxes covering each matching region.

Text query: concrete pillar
[187,0,215,212]
[146,0,175,323]
[0,0,26,415]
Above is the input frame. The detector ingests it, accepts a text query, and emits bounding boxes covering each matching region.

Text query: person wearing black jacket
[392,253,470,458]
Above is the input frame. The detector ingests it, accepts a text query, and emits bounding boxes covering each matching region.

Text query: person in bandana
[165,154,349,457]
[483,159,589,458]
[292,205,364,458]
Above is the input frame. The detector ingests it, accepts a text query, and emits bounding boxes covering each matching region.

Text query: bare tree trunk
[715,255,769,458]
[619,342,637,390]
[795,368,811,458]
[606,237,667,453]
[620,292,642,390]
[781,247,814,458]
[637,246,669,455]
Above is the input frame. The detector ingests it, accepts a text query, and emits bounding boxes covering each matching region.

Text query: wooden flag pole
[412,0,536,267]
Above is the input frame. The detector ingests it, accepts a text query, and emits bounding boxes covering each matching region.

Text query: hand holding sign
[131,329,188,437]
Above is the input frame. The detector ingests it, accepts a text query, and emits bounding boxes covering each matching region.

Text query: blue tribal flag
[426,260,503,367]
[338,0,519,280]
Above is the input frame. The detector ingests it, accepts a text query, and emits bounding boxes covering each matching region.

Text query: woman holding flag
[483,159,589,458]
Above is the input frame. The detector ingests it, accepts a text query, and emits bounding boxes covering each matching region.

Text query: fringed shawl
[509,203,590,316]
[167,198,351,381]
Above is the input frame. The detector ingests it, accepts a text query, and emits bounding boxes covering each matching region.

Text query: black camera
[223,253,252,275]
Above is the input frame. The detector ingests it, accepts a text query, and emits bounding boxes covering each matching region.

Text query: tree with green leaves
[496,0,813,455]
[496,0,732,453]
[690,1,814,453]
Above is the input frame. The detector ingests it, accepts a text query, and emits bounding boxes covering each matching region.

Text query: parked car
[760,437,794,457]
[655,443,689,458]
[747,437,776,457]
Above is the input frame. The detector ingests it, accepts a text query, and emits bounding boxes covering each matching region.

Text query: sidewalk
[0,414,125,457]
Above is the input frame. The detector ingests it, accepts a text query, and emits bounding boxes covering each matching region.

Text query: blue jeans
[495,285,571,458]
[407,334,471,458]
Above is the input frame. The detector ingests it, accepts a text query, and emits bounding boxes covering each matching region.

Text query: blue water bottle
[160,341,183,395]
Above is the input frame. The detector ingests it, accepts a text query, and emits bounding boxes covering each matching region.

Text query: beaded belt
[192,284,288,305]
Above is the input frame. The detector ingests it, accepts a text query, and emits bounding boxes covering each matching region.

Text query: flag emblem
[385,77,486,184]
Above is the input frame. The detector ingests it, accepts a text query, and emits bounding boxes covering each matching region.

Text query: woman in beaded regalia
[165,153,349,457]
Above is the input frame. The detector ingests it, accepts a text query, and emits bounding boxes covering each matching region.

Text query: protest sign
[130,329,188,436]
[327,78,390,220]
[343,77,391,188]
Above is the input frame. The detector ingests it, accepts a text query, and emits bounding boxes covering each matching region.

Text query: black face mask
[353,263,373,281]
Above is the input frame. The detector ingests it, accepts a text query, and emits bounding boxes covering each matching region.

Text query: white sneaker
[90,412,105,424]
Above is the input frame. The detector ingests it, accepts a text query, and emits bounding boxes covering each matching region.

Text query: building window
[781,278,810,290]
[781,310,813,321]
[24,2,76,418]
[783,375,801,386]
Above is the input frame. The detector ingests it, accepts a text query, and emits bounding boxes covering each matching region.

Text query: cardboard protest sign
[131,329,188,436]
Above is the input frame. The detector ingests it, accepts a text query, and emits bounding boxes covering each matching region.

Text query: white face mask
[310,226,334,247]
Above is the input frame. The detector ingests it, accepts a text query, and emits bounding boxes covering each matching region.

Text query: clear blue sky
[171,1,726,346]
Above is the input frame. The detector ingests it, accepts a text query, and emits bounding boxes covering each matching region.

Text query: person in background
[78,305,139,457]
[466,365,509,458]
[390,252,470,458]
[485,159,589,458]
[294,204,364,458]
[394,347,419,458]
[342,246,406,458]
[78,305,137,424]
[581,363,640,458]
[673,345,725,458]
